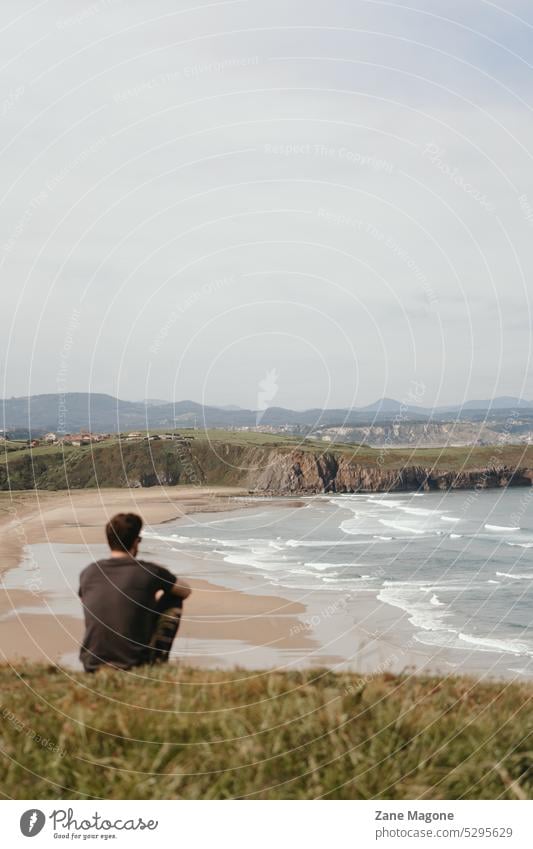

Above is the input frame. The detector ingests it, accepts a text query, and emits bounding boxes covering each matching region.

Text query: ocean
[144,488,533,672]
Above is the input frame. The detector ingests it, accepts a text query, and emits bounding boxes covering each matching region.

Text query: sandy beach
[0,486,250,567]
[0,487,314,668]
[0,487,391,672]
[1,487,530,680]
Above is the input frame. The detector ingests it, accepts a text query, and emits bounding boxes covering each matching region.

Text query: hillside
[1,663,531,799]
[1,433,533,492]
[3,392,533,436]
[313,419,533,448]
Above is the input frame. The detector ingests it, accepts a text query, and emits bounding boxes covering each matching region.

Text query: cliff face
[244,449,533,494]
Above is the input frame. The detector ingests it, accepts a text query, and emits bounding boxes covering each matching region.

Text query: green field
[190,431,533,471]
[0,664,531,799]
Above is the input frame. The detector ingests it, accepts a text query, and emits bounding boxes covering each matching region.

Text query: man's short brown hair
[106,513,143,552]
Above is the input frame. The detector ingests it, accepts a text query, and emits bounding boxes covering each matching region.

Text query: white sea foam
[379,520,426,535]
[143,532,193,544]
[329,493,373,499]
[383,580,453,589]
[415,630,533,657]
[289,536,370,547]
[368,498,407,508]
[457,632,532,656]
[209,537,257,548]
[302,561,363,571]
[430,594,445,607]
[484,524,520,532]
[378,586,451,631]
[496,571,533,580]
[220,550,284,571]
[399,506,440,517]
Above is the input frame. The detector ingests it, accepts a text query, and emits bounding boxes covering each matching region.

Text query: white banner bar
[2,800,531,848]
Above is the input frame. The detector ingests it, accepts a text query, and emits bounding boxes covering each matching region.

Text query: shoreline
[0,487,251,573]
[0,487,315,669]
[1,488,532,681]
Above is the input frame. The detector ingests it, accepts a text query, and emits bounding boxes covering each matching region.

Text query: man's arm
[153,564,192,601]
[170,576,192,600]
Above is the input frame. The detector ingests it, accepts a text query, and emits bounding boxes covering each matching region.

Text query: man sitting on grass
[78,512,191,672]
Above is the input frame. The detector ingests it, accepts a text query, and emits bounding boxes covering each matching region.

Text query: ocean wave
[367,498,408,508]
[328,494,373,503]
[379,520,426,535]
[496,571,533,580]
[287,537,370,547]
[458,632,533,656]
[430,594,445,607]
[378,586,451,631]
[143,532,197,545]
[206,511,275,525]
[219,551,286,571]
[209,537,257,548]
[415,630,533,657]
[302,561,365,571]
[382,580,467,594]
[484,524,520,532]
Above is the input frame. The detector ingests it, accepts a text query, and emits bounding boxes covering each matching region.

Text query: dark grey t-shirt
[79,557,176,671]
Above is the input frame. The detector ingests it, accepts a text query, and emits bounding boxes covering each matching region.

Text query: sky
[1,0,533,410]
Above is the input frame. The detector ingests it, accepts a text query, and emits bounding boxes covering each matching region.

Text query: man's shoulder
[82,557,115,571]
[80,559,110,582]
[80,558,175,584]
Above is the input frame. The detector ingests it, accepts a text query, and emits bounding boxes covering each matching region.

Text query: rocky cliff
[243,449,533,494]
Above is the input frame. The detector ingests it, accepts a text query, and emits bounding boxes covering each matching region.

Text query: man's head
[106,513,143,557]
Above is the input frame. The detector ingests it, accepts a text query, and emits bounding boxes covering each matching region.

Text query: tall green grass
[0,664,531,799]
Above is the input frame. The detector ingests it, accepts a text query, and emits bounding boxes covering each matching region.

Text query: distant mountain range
[2,393,533,435]
[356,396,533,414]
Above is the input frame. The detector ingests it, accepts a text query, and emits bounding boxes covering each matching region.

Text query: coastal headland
[2,431,533,493]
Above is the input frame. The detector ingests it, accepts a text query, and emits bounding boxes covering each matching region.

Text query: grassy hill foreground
[1,664,532,799]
